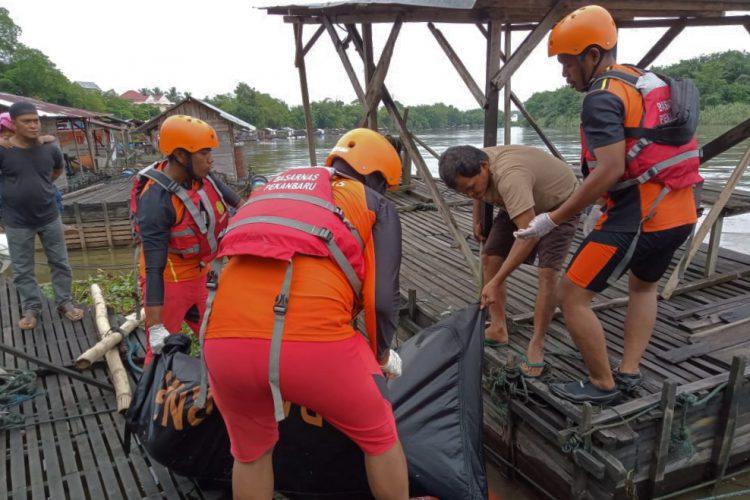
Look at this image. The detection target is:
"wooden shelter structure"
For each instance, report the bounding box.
[0,93,130,180]
[264,1,750,498]
[134,96,257,181]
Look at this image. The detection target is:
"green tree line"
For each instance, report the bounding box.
[522,50,750,129]
[0,8,159,121]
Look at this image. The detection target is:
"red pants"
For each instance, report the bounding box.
[205,335,399,462]
[142,274,208,363]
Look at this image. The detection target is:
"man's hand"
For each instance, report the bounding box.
[380,349,402,379]
[480,279,500,309]
[148,323,170,355]
[514,213,557,240]
[472,219,485,243]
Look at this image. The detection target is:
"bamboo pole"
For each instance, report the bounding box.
[75,310,143,370]
[90,284,132,412]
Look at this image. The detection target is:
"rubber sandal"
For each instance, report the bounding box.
[519,354,547,379]
[549,379,621,405]
[484,338,509,349]
[18,310,38,330]
[57,302,84,322]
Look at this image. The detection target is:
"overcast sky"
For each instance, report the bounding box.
[3,0,748,109]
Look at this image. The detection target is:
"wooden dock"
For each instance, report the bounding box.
[0,277,220,499]
[394,179,750,499]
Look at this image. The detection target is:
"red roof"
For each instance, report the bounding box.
[0,92,105,119]
[120,90,148,103]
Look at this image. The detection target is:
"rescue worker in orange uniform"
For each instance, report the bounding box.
[131,115,240,362]
[516,5,701,404]
[202,128,408,499]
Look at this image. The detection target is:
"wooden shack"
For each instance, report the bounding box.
[135,96,256,181]
[0,92,130,182]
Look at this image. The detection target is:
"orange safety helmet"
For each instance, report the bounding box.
[548,5,617,57]
[158,115,219,156]
[325,128,402,188]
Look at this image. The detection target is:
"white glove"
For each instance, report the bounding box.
[148,323,170,355]
[380,349,402,379]
[514,212,558,240]
[582,205,604,238]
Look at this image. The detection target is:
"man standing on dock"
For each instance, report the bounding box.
[0,101,84,330]
[516,5,702,404]
[439,144,579,377]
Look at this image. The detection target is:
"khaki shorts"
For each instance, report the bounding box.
[482,210,578,270]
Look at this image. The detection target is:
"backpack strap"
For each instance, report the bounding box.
[590,69,640,91]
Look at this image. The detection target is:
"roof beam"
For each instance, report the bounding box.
[302,24,325,58]
[510,14,750,30]
[359,18,402,127]
[428,22,487,109]
[637,20,686,68]
[490,1,567,91]
[323,17,366,103]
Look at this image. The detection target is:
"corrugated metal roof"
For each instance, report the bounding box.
[135,96,256,133]
[0,92,106,119]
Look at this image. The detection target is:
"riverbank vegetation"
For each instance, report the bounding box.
[522,51,750,129]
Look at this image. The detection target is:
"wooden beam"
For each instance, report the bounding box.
[362,23,378,130]
[572,403,593,498]
[359,18,402,127]
[481,21,502,261]
[83,120,98,172]
[302,24,325,57]
[657,322,750,363]
[476,22,488,39]
[648,380,677,497]
[710,356,747,494]
[73,202,86,251]
[705,216,723,277]
[700,117,750,164]
[101,201,113,249]
[294,23,317,166]
[503,25,512,145]
[509,15,750,31]
[637,21,686,68]
[347,24,481,284]
[491,1,567,91]
[662,142,750,299]
[427,22,487,109]
[324,17,366,103]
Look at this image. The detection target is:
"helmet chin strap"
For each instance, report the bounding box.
[580,47,605,91]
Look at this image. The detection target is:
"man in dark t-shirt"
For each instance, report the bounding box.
[0,102,83,330]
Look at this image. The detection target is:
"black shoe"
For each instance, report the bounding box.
[613,369,642,395]
[550,379,621,405]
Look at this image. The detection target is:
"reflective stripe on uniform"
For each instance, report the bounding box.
[610,149,700,191]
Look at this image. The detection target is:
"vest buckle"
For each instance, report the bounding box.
[273,294,289,315]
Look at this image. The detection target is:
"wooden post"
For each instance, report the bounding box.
[401,108,412,186]
[83,120,98,172]
[491,1,566,91]
[101,201,113,249]
[294,22,317,166]
[362,23,378,130]
[572,403,593,498]
[705,216,724,277]
[121,129,130,169]
[662,141,750,299]
[70,120,84,170]
[343,24,481,284]
[637,21,686,68]
[75,311,144,370]
[711,356,747,494]
[407,288,417,320]
[359,19,402,127]
[324,17,366,103]
[302,24,325,57]
[648,380,677,497]
[503,25,512,146]
[700,117,750,164]
[73,202,87,251]
[427,23,487,108]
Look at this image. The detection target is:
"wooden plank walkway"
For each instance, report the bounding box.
[0,277,215,500]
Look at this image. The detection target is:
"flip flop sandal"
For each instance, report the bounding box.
[18,310,38,330]
[57,302,84,322]
[519,354,547,379]
[549,379,621,405]
[484,338,509,349]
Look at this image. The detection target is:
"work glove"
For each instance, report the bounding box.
[582,204,604,238]
[148,323,170,355]
[380,349,402,379]
[514,212,557,240]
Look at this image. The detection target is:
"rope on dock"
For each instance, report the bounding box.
[0,368,44,430]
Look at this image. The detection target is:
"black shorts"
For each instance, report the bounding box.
[566,224,694,293]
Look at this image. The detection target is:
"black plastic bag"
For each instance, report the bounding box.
[274,304,487,499]
[125,334,233,482]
